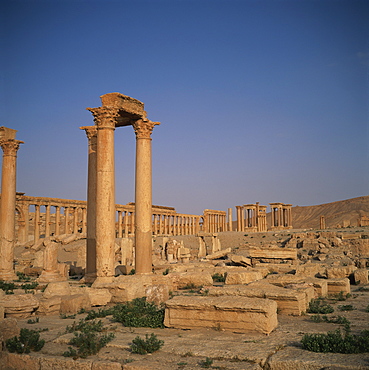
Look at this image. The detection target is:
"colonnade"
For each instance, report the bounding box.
[203,210,227,233]
[270,202,292,229]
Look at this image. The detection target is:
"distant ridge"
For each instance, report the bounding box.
[290,196,369,229]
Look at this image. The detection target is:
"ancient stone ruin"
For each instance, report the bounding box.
[0,93,368,369]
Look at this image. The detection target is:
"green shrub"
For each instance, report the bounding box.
[338,305,355,311]
[310,315,350,326]
[63,331,115,358]
[0,281,15,294]
[212,273,226,283]
[63,318,114,358]
[21,282,39,292]
[301,328,369,354]
[85,306,115,320]
[6,328,45,353]
[65,318,104,333]
[27,317,39,324]
[307,298,334,314]
[16,271,31,281]
[129,333,164,354]
[198,357,213,368]
[112,297,164,328]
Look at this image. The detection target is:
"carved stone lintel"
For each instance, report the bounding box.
[0,140,23,157]
[132,119,160,139]
[86,107,120,130]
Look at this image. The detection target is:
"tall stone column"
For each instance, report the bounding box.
[88,107,118,280]
[34,205,40,241]
[45,205,50,237]
[132,119,159,274]
[55,206,61,235]
[0,137,23,280]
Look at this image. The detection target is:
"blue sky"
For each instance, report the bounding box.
[1,0,368,216]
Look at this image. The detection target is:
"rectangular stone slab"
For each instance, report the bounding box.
[164,295,278,335]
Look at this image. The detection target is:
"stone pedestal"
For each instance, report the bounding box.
[0,128,23,281]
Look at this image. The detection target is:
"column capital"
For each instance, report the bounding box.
[132,119,160,139]
[80,126,98,139]
[0,139,23,157]
[86,107,120,130]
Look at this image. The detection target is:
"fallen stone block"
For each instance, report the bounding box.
[205,247,231,260]
[43,281,71,299]
[228,254,252,267]
[250,247,297,260]
[2,352,40,370]
[326,278,350,295]
[326,265,356,279]
[225,270,263,285]
[1,293,39,318]
[59,294,91,315]
[164,295,278,334]
[353,268,368,285]
[253,263,296,274]
[171,271,213,290]
[37,296,62,315]
[145,284,170,306]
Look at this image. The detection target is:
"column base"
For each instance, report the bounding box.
[0,270,17,281]
[37,270,66,283]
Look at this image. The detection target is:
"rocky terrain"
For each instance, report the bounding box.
[1,225,369,369]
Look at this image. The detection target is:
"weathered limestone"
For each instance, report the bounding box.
[80,126,98,283]
[1,293,39,318]
[353,268,369,284]
[37,239,66,283]
[88,106,118,280]
[326,278,351,295]
[249,246,297,260]
[60,294,91,315]
[170,271,214,290]
[205,282,310,316]
[0,127,23,280]
[164,295,278,334]
[224,270,263,285]
[133,119,159,274]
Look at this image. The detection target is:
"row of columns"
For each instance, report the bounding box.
[83,93,159,280]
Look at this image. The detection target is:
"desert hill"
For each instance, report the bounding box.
[289,195,369,229]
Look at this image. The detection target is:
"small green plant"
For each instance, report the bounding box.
[310,315,350,326]
[212,273,226,283]
[6,328,45,353]
[20,281,39,293]
[356,286,369,292]
[331,291,351,301]
[27,317,39,324]
[365,305,369,313]
[301,328,369,353]
[338,305,355,311]
[63,331,115,358]
[16,271,31,281]
[129,333,164,354]
[198,357,213,368]
[65,318,104,333]
[307,298,334,314]
[0,280,15,294]
[112,297,165,328]
[128,269,135,275]
[60,313,76,319]
[85,306,115,320]
[63,318,114,358]
[162,268,170,275]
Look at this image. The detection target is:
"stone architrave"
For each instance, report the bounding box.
[0,127,23,281]
[80,126,98,283]
[132,119,160,274]
[87,107,119,281]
